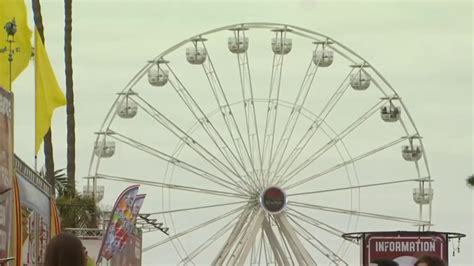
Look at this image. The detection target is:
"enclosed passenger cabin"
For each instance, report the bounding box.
[313,49,334,67]
[413,187,433,205]
[350,70,371,90]
[186,47,207,64]
[94,140,116,158]
[83,185,105,201]
[228,37,249,54]
[402,145,422,161]
[271,37,292,55]
[148,67,169,87]
[380,105,401,122]
[117,98,138,119]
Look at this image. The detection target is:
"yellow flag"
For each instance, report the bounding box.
[35,29,66,154]
[0,0,32,90]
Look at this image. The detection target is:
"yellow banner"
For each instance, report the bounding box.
[0,0,32,90]
[34,29,66,154]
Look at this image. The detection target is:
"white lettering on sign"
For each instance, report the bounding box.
[0,94,12,119]
[375,241,436,253]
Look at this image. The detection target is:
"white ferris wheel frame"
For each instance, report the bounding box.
[87,22,433,265]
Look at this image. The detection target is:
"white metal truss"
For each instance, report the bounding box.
[233,28,264,184]
[261,28,290,182]
[274,213,316,265]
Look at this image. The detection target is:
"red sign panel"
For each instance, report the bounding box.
[363,232,448,266]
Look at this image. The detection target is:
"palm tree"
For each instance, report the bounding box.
[467,175,474,188]
[40,167,98,228]
[32,0,56,195]
[39,167,69,196]
[56,194,97,228]
[64,0,76,195]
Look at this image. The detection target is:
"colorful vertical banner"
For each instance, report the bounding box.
[110,229,143,266]
[49,199,61,238]
[0,87,13,260]
[97,185,140,263]
[131,194,146,220]
[12,175,21,266]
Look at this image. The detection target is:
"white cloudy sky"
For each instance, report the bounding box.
[10,0,472,265]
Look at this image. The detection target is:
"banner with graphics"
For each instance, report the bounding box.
[15,156,52,265]
[110,228,142,266]
[0,87,13,260]
[97,185,140,263]
[364,232,448,266]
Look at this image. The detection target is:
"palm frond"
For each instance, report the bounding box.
[467,175,474,187]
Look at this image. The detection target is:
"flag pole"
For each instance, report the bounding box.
[34,27,38,171]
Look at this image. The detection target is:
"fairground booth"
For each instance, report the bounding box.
[1,87,61,266]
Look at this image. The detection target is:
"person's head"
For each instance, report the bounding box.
[415,255,446,266]
[44,233,86,266]
[371,258,399,266]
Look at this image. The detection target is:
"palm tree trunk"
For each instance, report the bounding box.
[64,0,76,195]
[32,0,55,196]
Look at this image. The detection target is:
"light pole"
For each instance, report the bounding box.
[3,18,17,91]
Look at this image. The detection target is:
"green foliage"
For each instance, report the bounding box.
[40,167,70,196]
[56,194,97,228]
[40,167,98,228]
[467,175,474,188]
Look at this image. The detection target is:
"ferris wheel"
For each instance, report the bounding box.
[89,23,433,265]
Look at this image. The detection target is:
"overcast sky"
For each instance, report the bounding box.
[10,0,472,265]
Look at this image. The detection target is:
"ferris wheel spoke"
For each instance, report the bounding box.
[144,201,248,216]
[217,209,265,265]
[286,208,348,241]
[130,95,251,191]
[262,232,273,264]
[283,136,411,189]
[179,219,237,264]
[268,56,321,185]
[200,42,260,188]
[233,30,264,181]
[275,99,387,185]
[287,215,348,265]
[255,228,264,265]
[107,129,248,193]
[261,29,290,183]
[94,173,248,199]
[261,53,284,182]
[275,69,354,182]
[289,177,429,196]
[164,64,259,191]
[289,201,429,224]
[143,204,247,253]
[213,207,254,264]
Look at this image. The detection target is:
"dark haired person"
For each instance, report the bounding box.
[44,233,86,266]
[415,255,446,266]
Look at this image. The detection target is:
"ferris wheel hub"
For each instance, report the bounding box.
[259,186,288,214]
